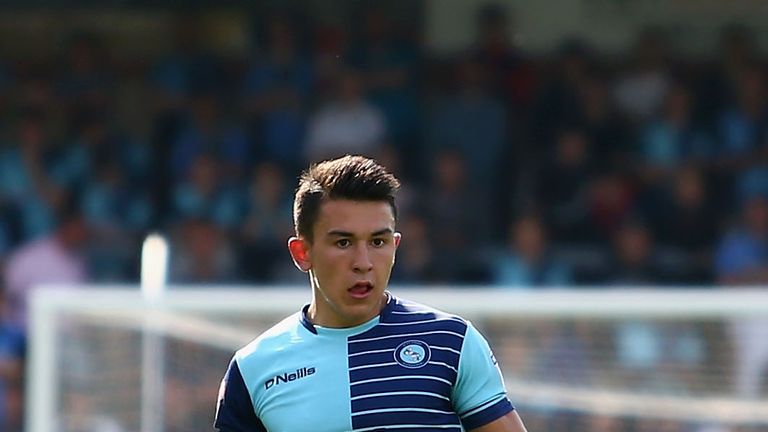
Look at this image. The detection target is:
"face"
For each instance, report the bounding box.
[289,199,401,328]
[513,218,545,262]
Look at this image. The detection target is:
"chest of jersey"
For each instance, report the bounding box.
[254,318,467,431]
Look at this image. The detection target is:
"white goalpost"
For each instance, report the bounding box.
[139,234,169,432]
[27,286,768,432]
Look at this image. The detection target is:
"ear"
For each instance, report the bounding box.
[393,232,402,248]
[288,236,312,272]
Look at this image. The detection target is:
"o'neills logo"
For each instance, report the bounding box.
[264,367,316,390]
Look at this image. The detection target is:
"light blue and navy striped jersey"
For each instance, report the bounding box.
[215,293,514,431]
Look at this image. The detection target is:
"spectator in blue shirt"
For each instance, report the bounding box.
[243,13,313,171]
[492,214,571,287]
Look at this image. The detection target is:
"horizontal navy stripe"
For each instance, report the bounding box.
[348,351,398,368]
[350,320,467,342]
[378,317,464,326]
[352,409,461,429]
[355,427,462,432]
[350,363,457,384]
[350,376,452,398]
[389,310,436,316]
[352,393,452,412]
[461,399,514,430]
[348,345,460,368]
[348,332,464,355]
[350,329,465,344]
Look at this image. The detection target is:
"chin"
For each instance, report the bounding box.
[342,296,383,320]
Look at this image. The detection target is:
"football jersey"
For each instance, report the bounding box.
[215,293,514,431]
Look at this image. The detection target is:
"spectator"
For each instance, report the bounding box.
[244,12,313,171]
[424,150,489,282]
[427,57,507,187]
[614,27,671,123]
[577,73,631,170]
[389,213,436,283]
[56,32,114,119]
[238,162,293,282]
[168,218,237,284]
[536,128,599,244]
[637,83,713,183]
[170,154,243,230]
[304,67,386,161]
[649,167,719,284]
[491,214,572,287]
[606,219,668,285]
[170,92,250,183]
[149,14,223,104]
[0,110,61,240]
[3,197,89,329]
[587,171,635,244]
[714,64,767,172]
[81,157,151,281]
[472,3,536,111]
[716,193,768,285]
[349,5,421,149]
[697,24,758,124]
[147,14,224,225]
[531,38,593,150]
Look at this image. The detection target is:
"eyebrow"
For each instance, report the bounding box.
[327,228,394,238]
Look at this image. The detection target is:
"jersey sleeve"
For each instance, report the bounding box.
[214,358,267,432]
[452,321,514,430]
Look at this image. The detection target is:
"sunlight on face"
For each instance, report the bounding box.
[307,200,400,328]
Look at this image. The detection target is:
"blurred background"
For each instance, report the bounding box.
[1,0,768,431]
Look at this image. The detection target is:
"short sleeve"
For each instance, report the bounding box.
[452,321,514,430]
[214,358,267,432]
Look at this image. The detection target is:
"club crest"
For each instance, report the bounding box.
[394,340,431,369]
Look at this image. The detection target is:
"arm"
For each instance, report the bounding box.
[214,359,267,432]
[452,321,527,430]
[470,411,528,432]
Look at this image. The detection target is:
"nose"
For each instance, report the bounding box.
[352,243,373,273]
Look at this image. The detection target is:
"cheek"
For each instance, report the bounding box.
[374,248,397,270]
[312,250,348,278]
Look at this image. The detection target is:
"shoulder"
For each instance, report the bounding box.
[384,294,469,335]
[234,312,304,365]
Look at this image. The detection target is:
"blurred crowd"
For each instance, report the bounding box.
[1,3,768,431]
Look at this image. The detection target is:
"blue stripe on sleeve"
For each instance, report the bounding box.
[460,398,514,430]
[214,359,267,432]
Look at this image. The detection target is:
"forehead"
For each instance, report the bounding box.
[314,199,395,236]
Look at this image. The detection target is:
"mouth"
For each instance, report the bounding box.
[348,281,374,299]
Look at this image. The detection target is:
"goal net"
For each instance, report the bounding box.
[28,286,768,432]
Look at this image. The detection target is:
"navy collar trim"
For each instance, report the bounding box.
[300,292,395,335]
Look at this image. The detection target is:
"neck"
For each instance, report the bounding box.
[307,288,388,328]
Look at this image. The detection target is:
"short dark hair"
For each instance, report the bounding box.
[293,155,400,242]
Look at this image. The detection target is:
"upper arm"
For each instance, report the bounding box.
[452,321,515,430]
[214,358,267,432]
[469,410,528,432]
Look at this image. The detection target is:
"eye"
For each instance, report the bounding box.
[336,239,351,248]
[371,238,386,247]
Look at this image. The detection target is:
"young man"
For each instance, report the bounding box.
[215,156,527,431]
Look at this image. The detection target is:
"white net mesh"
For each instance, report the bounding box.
[29,287,768,432]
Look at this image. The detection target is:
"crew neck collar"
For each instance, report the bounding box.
[300,292,395,335]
